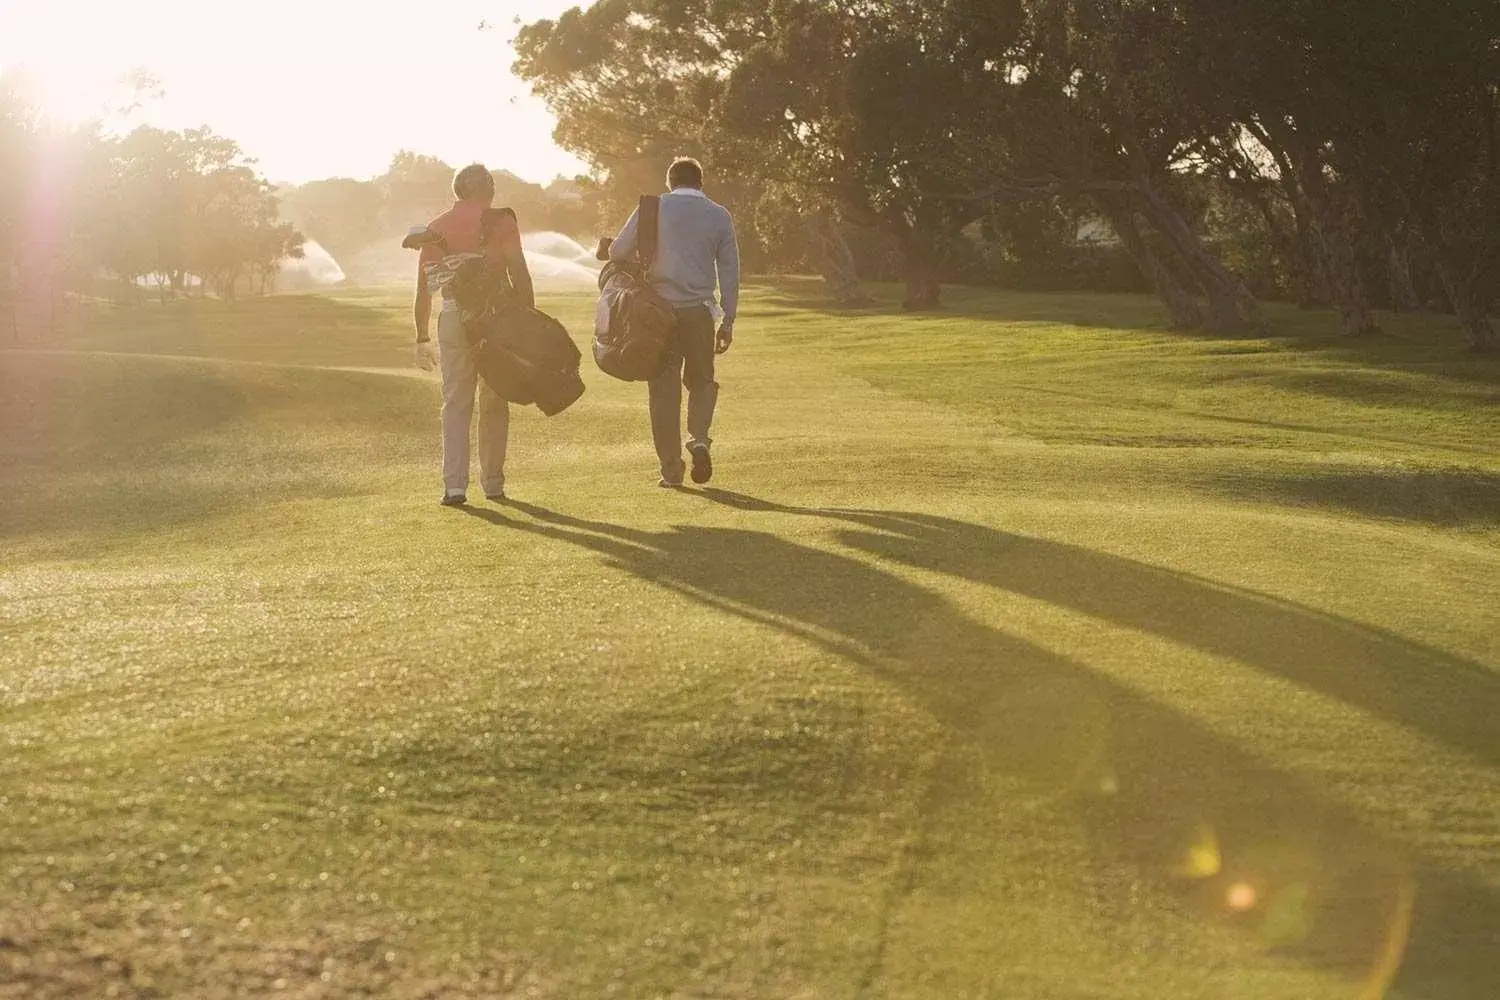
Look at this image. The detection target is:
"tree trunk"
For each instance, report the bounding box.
[1305,199,1378,336]
[896,234,942,311]
[1432,257,1497,351]
[1277,171,1329,310]
[1094,195,1202,329]
[882,208,944,311]
[901,255,942,311]
[1252,191,1322,309]
[1321,231,1378,336]
[1387,239,1422,312]
[1277,129,1376,336]
[807,215,873,307]
[1138,186,1262,333]
[1283,210,1328,309]
[1255,117,1374,328]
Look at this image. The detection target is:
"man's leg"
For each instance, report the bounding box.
[437,309,478,498]
[477,382,510,499]
[648,354,687,485]
[680,306,719,482]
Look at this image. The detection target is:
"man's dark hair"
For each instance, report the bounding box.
[666,157,704,190]
[453,163,495,200]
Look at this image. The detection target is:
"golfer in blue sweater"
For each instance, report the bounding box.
[608,158,740,486]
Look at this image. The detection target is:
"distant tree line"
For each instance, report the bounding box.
[1,77,302,336]
[1,70,605,335]
[512,0,1500,348]
[276,153,603,284]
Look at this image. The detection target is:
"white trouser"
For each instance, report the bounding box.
[437,307,509,495]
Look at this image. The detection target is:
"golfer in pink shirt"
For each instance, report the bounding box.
[413,163,533,506]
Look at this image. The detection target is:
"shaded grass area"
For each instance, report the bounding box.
[0,353,433,555]
[761,279,1500,457]
[1217,465,1500,527]
[1,284,1497,998]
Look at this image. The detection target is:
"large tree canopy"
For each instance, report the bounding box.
[514,0,1498,343]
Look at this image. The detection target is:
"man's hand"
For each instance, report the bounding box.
[414,339,438,372]
[715,320,734,355]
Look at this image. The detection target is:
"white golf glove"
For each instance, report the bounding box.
[414,339,438,372]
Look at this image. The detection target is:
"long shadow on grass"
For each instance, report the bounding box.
[693,491,1500,769]
[1213,466,1500,527]
[461,499,1499,997]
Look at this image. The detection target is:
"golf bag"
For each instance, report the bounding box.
[593,195,677,382]
[409,214,585,417]
[444,254,584,416]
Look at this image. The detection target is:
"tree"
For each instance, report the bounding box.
[1168,0,1499,345]
[85,126,303,302]
[514,1,1270,320]
[1343,2,1500,349]
[719,4,998,309]
[515,0,894,306]
[1,86,304,315]
[932,0,1266,330]
[380,151,456,231]
[108,127,247,294]
[517,0,1495,337]
[278,177,385,267]
[190,166,303,301]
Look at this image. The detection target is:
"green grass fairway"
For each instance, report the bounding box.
[2,281,1497,999]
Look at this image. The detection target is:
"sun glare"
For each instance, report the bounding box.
[0,1,591,183]
[6,63,124,125]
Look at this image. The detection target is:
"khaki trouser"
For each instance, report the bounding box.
[437,307,509,495]
[649,304,718,482]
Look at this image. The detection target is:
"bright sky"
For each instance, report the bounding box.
[0,1,592,185]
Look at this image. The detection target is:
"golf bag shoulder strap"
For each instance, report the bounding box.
[639,195,660,266]
[479,206,518,246]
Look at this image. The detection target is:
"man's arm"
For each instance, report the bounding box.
[411,254,440,370]
[714,214,741,354]
[607,208,641,261]
[717,213,741,323]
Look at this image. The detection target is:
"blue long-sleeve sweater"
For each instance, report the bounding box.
[608,186,740,320]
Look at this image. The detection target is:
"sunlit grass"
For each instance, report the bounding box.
[1,282,1496,998]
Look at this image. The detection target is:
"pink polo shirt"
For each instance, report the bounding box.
[417,200,523,274]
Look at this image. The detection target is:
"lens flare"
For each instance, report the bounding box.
[1174,823,1222,879]
[1357,877,1416,1000]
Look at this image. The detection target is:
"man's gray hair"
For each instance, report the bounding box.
[453,163,494,200]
